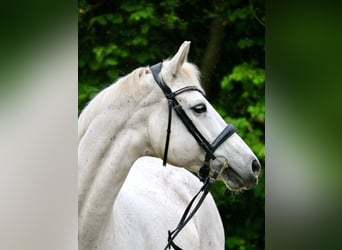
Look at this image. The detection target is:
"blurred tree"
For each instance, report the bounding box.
[79,0,264,249]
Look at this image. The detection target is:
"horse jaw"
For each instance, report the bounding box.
[215,133,260,191]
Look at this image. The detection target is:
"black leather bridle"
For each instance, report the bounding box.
[151,62,235,181]
[151,62,236,250]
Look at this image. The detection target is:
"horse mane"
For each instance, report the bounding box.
[79,61,202,141]
[181,62,201,81]
[85,61,201,111]
[180,62,202,87]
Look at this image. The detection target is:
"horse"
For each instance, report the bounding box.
[78,41,261,250]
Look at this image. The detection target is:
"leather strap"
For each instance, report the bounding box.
[164,171,218,250]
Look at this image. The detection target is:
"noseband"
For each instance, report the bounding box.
[151,62,235,181]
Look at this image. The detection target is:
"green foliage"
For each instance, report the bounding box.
[79,0,264,249]
[227,7,250,23]
[220,62,265,160]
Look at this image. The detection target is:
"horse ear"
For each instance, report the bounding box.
[168,41,191,76]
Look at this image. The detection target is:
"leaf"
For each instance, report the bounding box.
[227,7,250,23]
[221,75,233,91]
[104,58,118,66]
[129,6,154,22]
[247,102,265,121]
[107,13,123,24]
[89,15,107,26]
[237,38,254,49]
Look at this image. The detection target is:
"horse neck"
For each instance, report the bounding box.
[78,74,155,249]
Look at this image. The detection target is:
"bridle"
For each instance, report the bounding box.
[150,62,236,249]
[151,62,235,181]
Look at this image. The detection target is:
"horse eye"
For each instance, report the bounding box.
[192,104,207,114]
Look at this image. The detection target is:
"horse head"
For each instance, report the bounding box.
[146,41,261,191]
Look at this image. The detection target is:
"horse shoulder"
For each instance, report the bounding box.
[99,157,224,250]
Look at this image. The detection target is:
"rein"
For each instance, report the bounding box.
[165,170,219,250]
[150,62,235,249]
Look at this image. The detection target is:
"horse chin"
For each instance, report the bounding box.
[220,168,255,192]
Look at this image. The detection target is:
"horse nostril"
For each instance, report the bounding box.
[252,159,261,176]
